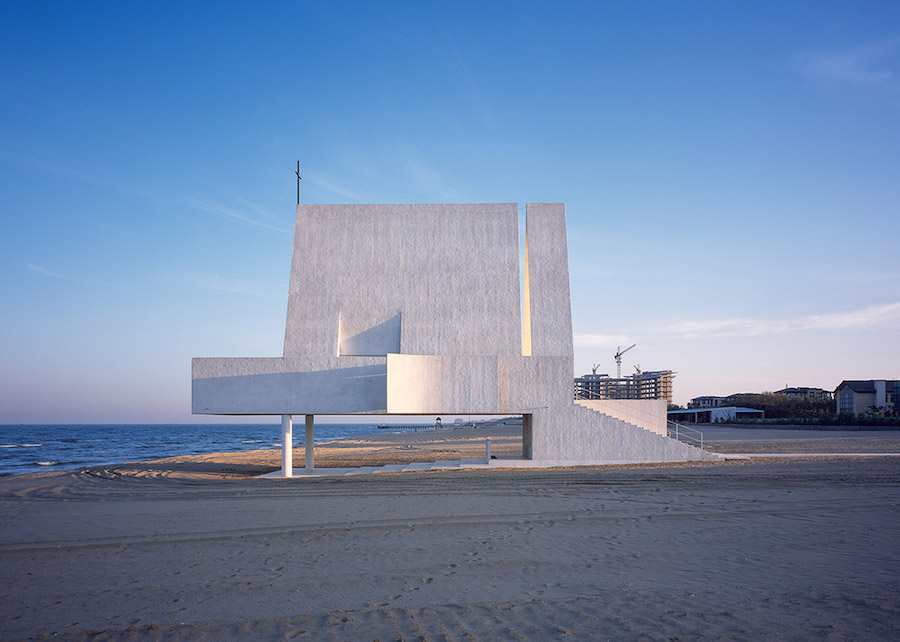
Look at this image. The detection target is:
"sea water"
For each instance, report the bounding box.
[0,423,393,476]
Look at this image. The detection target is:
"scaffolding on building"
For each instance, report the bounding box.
[574,370,675,402]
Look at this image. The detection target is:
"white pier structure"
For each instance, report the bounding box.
[193,203,715,476]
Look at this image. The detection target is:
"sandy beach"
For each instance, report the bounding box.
[2,428,899,640]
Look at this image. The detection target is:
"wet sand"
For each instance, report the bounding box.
[1,428,899,640]
[81,426,527,481]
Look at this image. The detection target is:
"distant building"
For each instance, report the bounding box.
[688,394,749,408]
[690,388,832,409]
[834,380,898,416]
[575,370,674,402]
[688,395,726,409]
[668,406,765,424]
[775,387,833,400]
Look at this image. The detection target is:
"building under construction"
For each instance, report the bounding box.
[575,370,675,402]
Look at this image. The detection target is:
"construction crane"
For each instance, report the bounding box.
[614,344,636,379]
[591,363,602,375]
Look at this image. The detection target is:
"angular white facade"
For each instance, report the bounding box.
[193,203,714,467]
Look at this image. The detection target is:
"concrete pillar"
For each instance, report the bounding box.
[281,414,293,478]
[522,414,533,459]
[305,414,315,470]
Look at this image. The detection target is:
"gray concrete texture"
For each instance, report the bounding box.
[192,202,712,463]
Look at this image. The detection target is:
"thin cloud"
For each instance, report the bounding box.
[573,333,634,348]
[175,271,283,298]
[400,153,459,202]
[89,218,141,239]
[306,174,368,203]
[309,151,459,204]
[25,263,65,279]
[26,263,118,289]
[1,141,289,237]
[179,197,292,234]
[0,141,136,192]
[829,268,900,283]
[653,302,900,339]
[795,38,899,86]
[802,302,900,330]
[653,318,757,339]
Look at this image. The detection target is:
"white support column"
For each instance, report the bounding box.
[281,414,293,478]
[305,414,315,470]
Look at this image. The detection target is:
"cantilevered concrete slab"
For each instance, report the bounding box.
[193,202,715,476]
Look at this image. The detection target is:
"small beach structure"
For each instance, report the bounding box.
[192,203,715,475]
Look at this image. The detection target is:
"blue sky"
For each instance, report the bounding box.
[1,1,898,423]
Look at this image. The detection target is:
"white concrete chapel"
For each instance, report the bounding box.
[192,203,714,476]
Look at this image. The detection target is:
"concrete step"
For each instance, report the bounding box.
[372,464,407,474]
[430,460,465,469]
[343,466,379,476]
[401,462,440,471]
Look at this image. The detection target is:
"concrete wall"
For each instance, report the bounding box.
[386,354,499,413]
[196,203,526,416]
[192,356,388,415]
[523,203,573,360]
[283,204,522,360]
[194,203,569,418]
[575,399,667,436]
[853,391,876,415]
[531,404,716,462]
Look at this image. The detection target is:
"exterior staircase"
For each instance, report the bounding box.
[569,401,717,462]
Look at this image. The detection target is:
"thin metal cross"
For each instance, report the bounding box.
[295,161,301,204]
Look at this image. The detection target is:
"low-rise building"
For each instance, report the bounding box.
[668,406,765,424]
[775,387,833,400]
[690,388,832,409]
[688,395,726,409]
[834,380,898,416]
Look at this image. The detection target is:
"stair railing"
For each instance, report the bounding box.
[667,420,704,449]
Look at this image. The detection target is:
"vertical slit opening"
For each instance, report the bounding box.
[521,205,532,356]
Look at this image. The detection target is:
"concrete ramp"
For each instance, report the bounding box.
[573,403,717,461]
[532,402,718,463]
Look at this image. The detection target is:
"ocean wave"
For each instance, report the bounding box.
[0,422,382,476]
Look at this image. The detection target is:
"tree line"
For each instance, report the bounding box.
[675,392,900,426]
